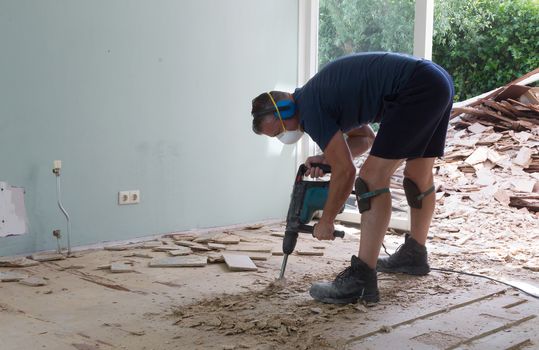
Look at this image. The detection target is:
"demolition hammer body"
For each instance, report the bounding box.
[279,163,345,279]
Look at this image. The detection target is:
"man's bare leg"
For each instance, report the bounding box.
[375,157,436,275]
[357,155,403,268]
[404,157,436,245]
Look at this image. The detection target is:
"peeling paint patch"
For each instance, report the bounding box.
[0,182,28,237]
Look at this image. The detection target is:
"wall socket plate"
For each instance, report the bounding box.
[118,190,140,205]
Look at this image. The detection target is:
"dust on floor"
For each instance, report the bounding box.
[1,222,538,350]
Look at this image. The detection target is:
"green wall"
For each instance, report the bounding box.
[0,0,299,255]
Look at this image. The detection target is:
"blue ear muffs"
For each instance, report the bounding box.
[252,97,296,119]
[275,100,296,119]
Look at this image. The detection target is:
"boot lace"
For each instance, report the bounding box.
[335,266,355,282]
[382,242,403,257]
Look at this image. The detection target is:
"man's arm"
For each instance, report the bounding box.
[305,124,374,178]
[314,130,356,240]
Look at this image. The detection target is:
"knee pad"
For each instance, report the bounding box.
[403,178,435,209]
[355,177,390,213]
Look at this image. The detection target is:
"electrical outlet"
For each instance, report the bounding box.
[118,190,140,205]
[118,191,130,205]
[130,190,140,204]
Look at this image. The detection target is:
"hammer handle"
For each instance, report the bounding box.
[299,224,345,238]
[299,163,332,176]
[309,163,332,174]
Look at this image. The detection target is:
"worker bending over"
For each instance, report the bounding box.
[250,52,454,304]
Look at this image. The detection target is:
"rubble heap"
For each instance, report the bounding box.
[443,71,539,213]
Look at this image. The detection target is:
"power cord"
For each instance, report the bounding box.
[381,243,539,299]
[430,267,539,299]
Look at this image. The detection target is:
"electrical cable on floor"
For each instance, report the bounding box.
[381,243,539,300]
[430,267,539,300]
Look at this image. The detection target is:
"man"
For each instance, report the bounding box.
[251,52,454,304]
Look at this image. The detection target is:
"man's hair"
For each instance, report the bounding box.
[251,91,289,134]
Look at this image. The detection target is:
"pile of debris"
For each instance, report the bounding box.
[428,69,539,275]
[443,69,539,213]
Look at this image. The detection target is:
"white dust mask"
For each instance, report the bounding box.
[277,129,304,144]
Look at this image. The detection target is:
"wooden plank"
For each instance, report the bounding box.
[493,84,530,102]
[509,196,539,212]
[483,100,518,119]
[222,254,258,271]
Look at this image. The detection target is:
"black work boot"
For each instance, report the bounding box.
[377,234,430,275]
[309,255,379,304]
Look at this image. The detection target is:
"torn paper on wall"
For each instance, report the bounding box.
[0,182,28,237]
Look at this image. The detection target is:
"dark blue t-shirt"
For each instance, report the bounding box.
[293,52,422,150]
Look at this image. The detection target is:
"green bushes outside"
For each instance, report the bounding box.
[319,0,539,101]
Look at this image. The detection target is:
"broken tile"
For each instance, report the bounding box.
[0,257,39,267]
[123,253,153,259]
[174,241,210,251]
[140,241,161,249]
[222,254,258,271]
[110,263,135,273]
[468,122,490,134]
[465,146,489,165]
[296,249,324,256]
[513,147,533,168]
[149,256,207,268]
[0,271,28,282]
[243,223,265,230]
[169,233,197,241]
[494,189,511,205]
[207,253,225,263]
[224,251,270,261]
[212,234,241,245]
[475,168,496,186]
[30,253,65,262]
[19,276,48,287]
[167,247,192,256]
[193,232,218,243]
[104,245,137,251]
[207,243,227,250]
[152,246,182,252]
[237,235,260,243]
[511,179,535,193]
[225,244,272,253]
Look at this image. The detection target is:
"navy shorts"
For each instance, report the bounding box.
[370,61,455,159]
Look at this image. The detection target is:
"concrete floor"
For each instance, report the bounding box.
[1,224,538,350]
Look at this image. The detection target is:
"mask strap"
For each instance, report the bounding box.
[266,92,286,132]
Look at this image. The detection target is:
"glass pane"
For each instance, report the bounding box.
[319,0,416,67]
